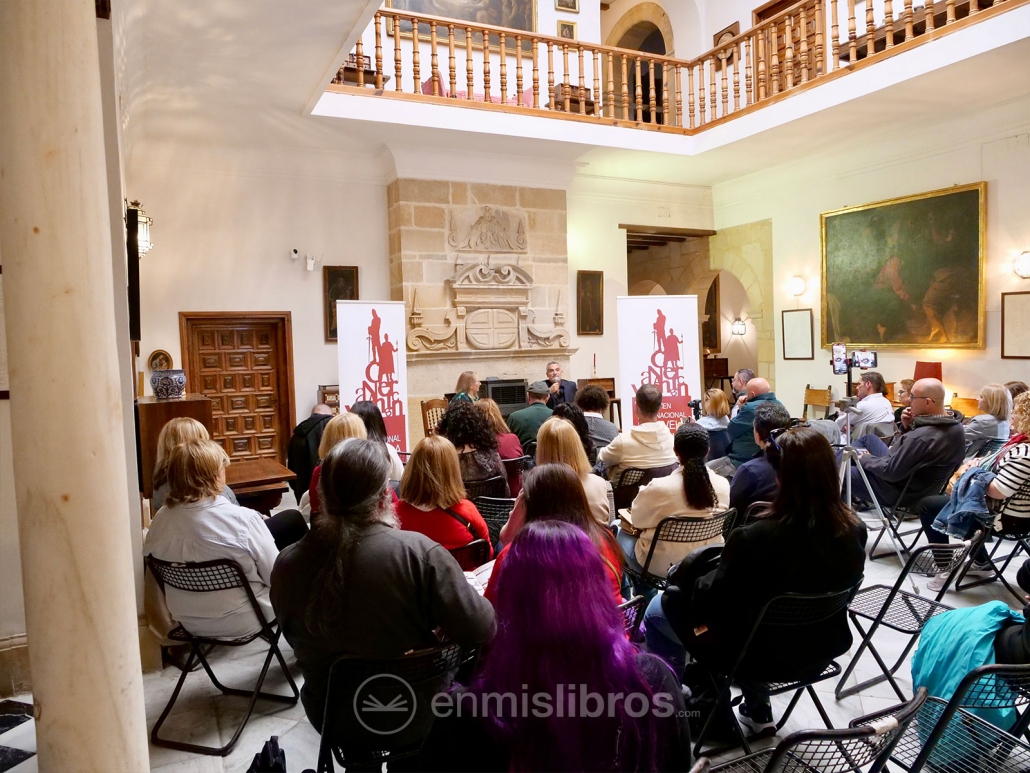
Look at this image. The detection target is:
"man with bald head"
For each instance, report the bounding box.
[848,378,965,506]
[708,376,785,477]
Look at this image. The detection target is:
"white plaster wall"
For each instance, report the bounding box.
[718,269,759,379]
[713,97,1030,417]
[128,141,390,420]
[600,0,703,57]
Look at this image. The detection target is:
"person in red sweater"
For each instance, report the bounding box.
[475,398,525,495]
[397,435,493,557]
[485,463,622,603]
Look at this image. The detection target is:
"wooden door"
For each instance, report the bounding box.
[179,312,295,464]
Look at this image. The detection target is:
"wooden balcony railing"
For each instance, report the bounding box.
[327,0,1025,135]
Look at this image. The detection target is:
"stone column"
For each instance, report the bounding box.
[0,2,150,770]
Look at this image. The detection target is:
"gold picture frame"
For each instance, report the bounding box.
[384,0,537,54]
[555,0,580,12]
[557,20,578,40]
[820,182,986,350]
[147,349,173,371]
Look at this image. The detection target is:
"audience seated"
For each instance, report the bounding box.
[426,520,690,772]
[837,371,895,441]
[708,377,783,476]
[645,426,867,731]
[617,422,730,579]
[964,382,1011,457]
[488,464,622,603]
[348,400,405,480]
[1008,381,1029,404]
[144,439,281,639]
[286,404,333,500]
[307,412,367,516]
[451,370,480,404]
[270,438,495,730]
[151,418,239,513]
[438,400,510,496]
[598,384,677,482]
[396,435,493,556]
[575,384,620,451]
[551,402,598,464]
[505,380,553,450]
[501,419,611,537]
[697,389,731,431]
[475,398,525,494]
[729,368,755,418]
[729,402,791,519]
[894,379,914,425]
[918,391,1030,590]
[846,377,965,508]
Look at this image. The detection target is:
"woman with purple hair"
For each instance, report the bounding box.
[425,520,692,772]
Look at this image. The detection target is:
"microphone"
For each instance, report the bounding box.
[552,376,560,385]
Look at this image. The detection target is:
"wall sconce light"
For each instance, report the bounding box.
[788,275,807,296]
[127,200,153,256]
[1014,251,1030,279]
[731,318,747,336]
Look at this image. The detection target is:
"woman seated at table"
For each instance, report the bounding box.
[151,417,238,513]
[307,412,367,515]
[475,398,524,495]
[697,389,731,431]
[144,438,280,639]
[396,435,493,556]
[617,422,730,580]
[425,520,691,772]
[486,463,622,603]
[437,400,509,495]
[271,438,495,730]
[347,400,405,480]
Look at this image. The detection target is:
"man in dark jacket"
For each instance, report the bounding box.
[849,378,965,506]
[286,404,333,498]
[730,401,791,517]
[708,378,785,476]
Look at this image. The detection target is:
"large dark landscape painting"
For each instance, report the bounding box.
[821,182,985,349]
[388,0,535,32]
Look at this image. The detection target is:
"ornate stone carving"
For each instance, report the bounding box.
[448,206,527,253]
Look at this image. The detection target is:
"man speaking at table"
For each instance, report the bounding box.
[545,360,577,409]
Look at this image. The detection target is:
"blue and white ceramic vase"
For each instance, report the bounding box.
[150,369,187,400]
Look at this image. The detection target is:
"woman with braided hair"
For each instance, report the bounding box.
[617,421,730,580]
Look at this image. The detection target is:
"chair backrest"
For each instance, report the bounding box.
[523,440,537,460]
[501,455,530,478]
[618,595,646,642]
[319,644,468,770]
[464,475,508,500]
[856,421,896,441]
[706,428,731,462]
[802,384,833,420]
[474,497,517,545]
[902,540,975,601]
[613,462,679,511]
[606,481,615,519]
[977,438,1007,459]
[448,539,491,571]
[948,396,984,419]
[766,687,927,773]
[998,476,1030,522]
[641,510,737,575]
[420,399,449,437]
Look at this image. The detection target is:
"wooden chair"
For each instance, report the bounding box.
[948,396,983,419]
[420,398,448,437]
[801,384,833,420]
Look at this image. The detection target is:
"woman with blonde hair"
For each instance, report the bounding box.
[144,438,280,638]
[451,371,480,404]
[476,398,524,494]
[964,382,1012,456]
[396,435,492,555]
[698,389,731,431]
[151,417,237,512]
[308,412,367,515]
[499,418,611,543]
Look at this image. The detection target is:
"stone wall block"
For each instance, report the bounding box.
[399,227,446,253]
[519,187,566,210]
[413,205,446,229]
[397,179,450,204]
[468,183,518,207]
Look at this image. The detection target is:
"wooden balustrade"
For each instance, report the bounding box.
[329,2,1026,134]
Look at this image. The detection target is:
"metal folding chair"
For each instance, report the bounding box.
[713,688,926,773]
[953,477,1030,603]
[613,463,679,511]
[473,496,517,547]
[464,475,508,500]
[835,541,972,702]
[448,538,491,571]
[146,557,299,757]
[501,454,530,479]
[867,463,957,561]
[693,584,861,759]
[618,594,647,643]
[854,664,1030,772]
[623,509,737,592]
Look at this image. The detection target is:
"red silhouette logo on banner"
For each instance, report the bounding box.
[631,309,692,429]
[352,309,407,450]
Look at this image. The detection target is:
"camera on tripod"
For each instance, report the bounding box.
[687,398,702,420]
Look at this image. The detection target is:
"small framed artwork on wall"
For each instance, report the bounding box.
[782,308,815,360]
[555,0,580,12]
[557,20,577,39]
[577,270,603,335]
[324,266,359,342]
[1002,292,1030,358]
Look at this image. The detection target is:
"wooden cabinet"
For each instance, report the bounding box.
[136,394,214,498]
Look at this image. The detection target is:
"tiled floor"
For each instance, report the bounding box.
[0,700,36,773]
[6,523,1026,772]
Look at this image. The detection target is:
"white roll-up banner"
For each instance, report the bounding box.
[336,300,409,452]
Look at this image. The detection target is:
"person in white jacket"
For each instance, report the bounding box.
[837,371,895,442]
[598,384,677,483]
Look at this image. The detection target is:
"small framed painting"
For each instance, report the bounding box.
[555,0,580,11]
[324,266,359,342]
[782,308,815,360]
[577,270,603,336]
[1002,292,1030,358]
[147,349,173,371]
[557,20,577,40]
[713,22,740,70]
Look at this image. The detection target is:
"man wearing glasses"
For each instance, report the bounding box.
[846,378,965,507]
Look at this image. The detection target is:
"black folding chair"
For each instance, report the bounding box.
[623,509,737,592]
[867,463,957,561]
[977,438,1007,458]
[713,688,926,773]
[473,496,517,548]
[835,541,973,702]
[954,477,1030,603]
[618,594,647,643]
[146,557,299,757]
[693,584,861,759]
[315,644,474,772]
[501,455,531,479]
[613,463,679,511]
[448,538,491,571]
[854,664,1030,772]
[464,475,508,500]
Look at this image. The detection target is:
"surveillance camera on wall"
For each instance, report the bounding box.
[290,248,300,260]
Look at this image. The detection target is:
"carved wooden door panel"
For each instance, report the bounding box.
[180,313,295,464]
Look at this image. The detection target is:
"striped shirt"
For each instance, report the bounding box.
[991,443,1030,516]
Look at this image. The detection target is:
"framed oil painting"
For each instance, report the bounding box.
[577,270,603,335]
[556,0,580,11]
[821,182,985,349]
[386,0,536,50]
[701,275,721,353]
[713,22,740,70]
[324,266,359,343]
[558,20,578,40]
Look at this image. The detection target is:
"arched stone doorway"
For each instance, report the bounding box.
[606,2,674,124]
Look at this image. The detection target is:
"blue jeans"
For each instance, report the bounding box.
[644,592,687,680]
